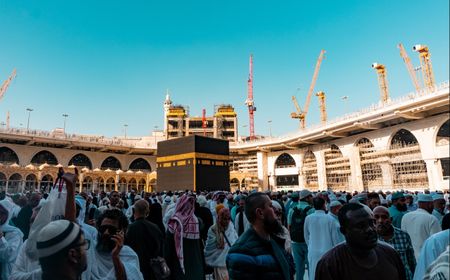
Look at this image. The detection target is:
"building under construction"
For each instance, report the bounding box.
[163,94,238,142]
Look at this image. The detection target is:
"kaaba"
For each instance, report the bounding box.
[156,135,230,192]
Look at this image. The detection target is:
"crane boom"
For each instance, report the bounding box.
[413,44,435,91]
[398,43,421,92]
[0,69,17,101]
[303,50,326,115]
[372,63,390,104]
[245,54,256,139]
[316,91,327,123]
[292,96,302,113]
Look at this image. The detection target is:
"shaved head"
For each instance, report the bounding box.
[373,206,389,216]
[134,200,149,217]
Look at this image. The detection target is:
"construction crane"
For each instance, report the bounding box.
[398,43,421,92]
[245,54,256,139]
[413,44,435,91]
[316,91,327,123]
[0,69,17,101]
[371,63,390,104]
[291,50,326,129]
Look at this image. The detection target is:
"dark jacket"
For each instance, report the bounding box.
[125,218,163,280]
[226,228,290,280]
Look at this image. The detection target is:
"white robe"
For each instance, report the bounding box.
[234,212,251,235]
[88,245,143,280]
[413,229,450,280]
[401,208,441,259]
[304,210,343,280]
[204,222,238,267]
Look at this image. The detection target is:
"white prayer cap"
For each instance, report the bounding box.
[417,194,433,202]
[37,220,81,258]
[329,200,342,208]
[134,195,142,201]
[271,200,282,210]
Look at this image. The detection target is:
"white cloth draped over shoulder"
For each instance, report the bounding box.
[413,229,449,280]
[88,244,143,280]
[204,221,238,267]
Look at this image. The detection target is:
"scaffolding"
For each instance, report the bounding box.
[325,145,351,191]
[357,138,384,191]
[389,142,428,189]
[302,151,319,190]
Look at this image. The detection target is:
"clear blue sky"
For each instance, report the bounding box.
[0,0,448,138]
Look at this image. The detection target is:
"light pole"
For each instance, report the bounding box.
[341,96,349,114]
[268,120,272,138]
[62,114,69,133]
[124,124,128,139]
[26,108,33,131]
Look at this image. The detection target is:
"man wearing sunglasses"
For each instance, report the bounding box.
[90,209,143,280]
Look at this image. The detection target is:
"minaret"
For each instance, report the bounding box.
[163,89,172,136]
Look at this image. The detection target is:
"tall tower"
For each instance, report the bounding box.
[163,89,172,136]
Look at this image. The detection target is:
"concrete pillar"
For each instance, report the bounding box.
[348,146,364,192]
[425,159,440,191]
[315,150,327,191]
[257,151,268,191]
[115,174,119,191]
[78,173,84,193]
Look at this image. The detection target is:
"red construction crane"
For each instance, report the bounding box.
[245,54,256,139]
[202,109,207,136]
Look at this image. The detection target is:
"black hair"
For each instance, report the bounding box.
[367,192,379,200]
[96,209,129,231]
[442,213,450,231]
[338,203,364,229]
[313,197,326,210]
[244,192,269,223]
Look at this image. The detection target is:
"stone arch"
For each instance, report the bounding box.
[106,177,115,192]
[119,177,127,192]
[149,178,156,191]
[436,119,450,146]
[241,178,247,190]
[101,156,122,170]
[138,179,146,191]
[25,174,38,191]
[0,147,19,164]
[82,176,93,193]
[31,150,58,165]
[230,178,240,190]
[356,138,383,191]
[98,178,105,192]
[389,129,428,189]
[128,178,137,191]
[302,151,318,190]
[8,173,22,193]
[129,158,151,171]
[274,153,296,168]
[40,174,54,191]
[69,154,93,169]
[325,144,351,191]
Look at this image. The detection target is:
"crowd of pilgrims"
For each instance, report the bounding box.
[0,172,449,280]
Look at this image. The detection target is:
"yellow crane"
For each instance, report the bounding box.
[413,44,435,91]
[371,63,389,104]
[0,69,17,101]
[398,43,421,92]
[316,91,327,123]
[291,50,326,129]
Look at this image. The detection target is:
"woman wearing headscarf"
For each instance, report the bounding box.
[164,194,204,280]
[204,207,238,280]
